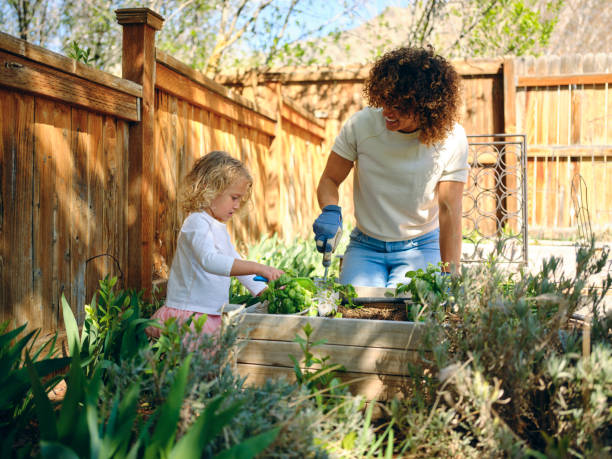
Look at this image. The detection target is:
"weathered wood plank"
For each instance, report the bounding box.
[156,64,276,137]
[34,98,71,332]
[237,338,421,375]
[117,121,129,285]
[517,73,612,87]
[0,31,142,97]
[86,112,105,306]
[237,363,407,401]
[70,108,89,321]
[0,89,34,327]
[238,314,425,350]
[101,116,122,283]
[0,50,140,122]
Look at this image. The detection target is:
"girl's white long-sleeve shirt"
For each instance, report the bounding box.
[165,210,266,314]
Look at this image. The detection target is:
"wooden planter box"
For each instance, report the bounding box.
[236,289,426,400]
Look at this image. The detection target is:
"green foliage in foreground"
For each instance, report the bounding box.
[0,323,70,457]
[4,273,375,458]
[3,236,611,458]
[389,240,612,457]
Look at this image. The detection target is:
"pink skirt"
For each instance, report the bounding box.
[146,306,222,341]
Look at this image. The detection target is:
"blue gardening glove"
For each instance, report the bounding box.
[313,205,342,253]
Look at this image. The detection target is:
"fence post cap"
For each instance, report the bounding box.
[115,8,164,30]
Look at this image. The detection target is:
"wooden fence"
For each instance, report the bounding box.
[221,55,612,235]
[0,31,137,331]
[0,8,327,333]
[515,55,612,235]
[1,7,611,334]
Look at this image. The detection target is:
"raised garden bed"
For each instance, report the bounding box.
[235,287,426,400]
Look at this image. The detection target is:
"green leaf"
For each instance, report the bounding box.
[169,395,244,458]
[144,354,192,458]
[25,352,58,441]
[61,294,80,356]
[101,383,140,458]
[56,348,85,440]
[40,442,81,459]
[213,427,279,459]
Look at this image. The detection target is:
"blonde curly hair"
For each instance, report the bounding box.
[363,46,461,146]
[181,151,252,215]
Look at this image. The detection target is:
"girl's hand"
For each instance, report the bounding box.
[259,265,284,282]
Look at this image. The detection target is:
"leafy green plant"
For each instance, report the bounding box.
[27,334,278,459]
[62,276,154,375]
[0,322,70,457]
[384,239,611,457]
[67,40,95,64]
[289,323,348,409]
[261,274,316,314]
[395,263,451,320]
[230,230,352,302]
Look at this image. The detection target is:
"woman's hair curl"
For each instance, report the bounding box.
[364,46,461,145]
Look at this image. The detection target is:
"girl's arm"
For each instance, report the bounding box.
[230,259,284,281]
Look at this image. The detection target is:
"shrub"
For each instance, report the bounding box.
[387,240,611,456]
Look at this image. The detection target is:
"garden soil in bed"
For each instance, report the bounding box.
[338,303,408,321]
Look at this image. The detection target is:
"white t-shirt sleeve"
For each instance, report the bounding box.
[439,125,470,183]
[183,226,235,276]
[331,113,359,161]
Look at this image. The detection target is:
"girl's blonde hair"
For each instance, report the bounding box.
[181,151,252,215]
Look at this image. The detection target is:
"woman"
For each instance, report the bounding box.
[313,46,469,287]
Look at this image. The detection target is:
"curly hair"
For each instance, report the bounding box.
[363,46,461,146]
[181,150,252,215]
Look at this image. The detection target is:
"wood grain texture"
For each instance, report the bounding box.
[155,63,276,136]
[237,363,408,401]
[121,21,157,296]
[237,339,420,375]
[0,89,34,327]
[0,31,142,97]
[238,314,425,350]
[0,50,140,121]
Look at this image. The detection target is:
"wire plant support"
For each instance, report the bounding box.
[462,134,528,266]
[570,173,594,247]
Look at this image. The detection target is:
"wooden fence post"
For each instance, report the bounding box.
[503,57,520,234]
[116,8,164,296]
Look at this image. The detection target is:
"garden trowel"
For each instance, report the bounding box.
[318,226,343,282]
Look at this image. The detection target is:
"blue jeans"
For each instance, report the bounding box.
[339,228,441,288]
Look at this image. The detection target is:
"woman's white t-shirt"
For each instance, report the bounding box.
[165,210,265,314]
[332,107,470,242]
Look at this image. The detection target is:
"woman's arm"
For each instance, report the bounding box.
[438,180,465,274]
[317,152,354,209]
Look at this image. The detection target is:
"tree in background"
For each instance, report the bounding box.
[287,0,565,66]
[0,0,62,44]
[0,0,565,76]
[446,0,564,57]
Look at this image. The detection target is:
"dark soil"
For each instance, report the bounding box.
[338,303,408,321]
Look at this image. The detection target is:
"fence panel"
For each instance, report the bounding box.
[0,32,135,331]
[516,54,612,233]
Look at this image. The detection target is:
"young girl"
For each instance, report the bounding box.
[148,150,283,339]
